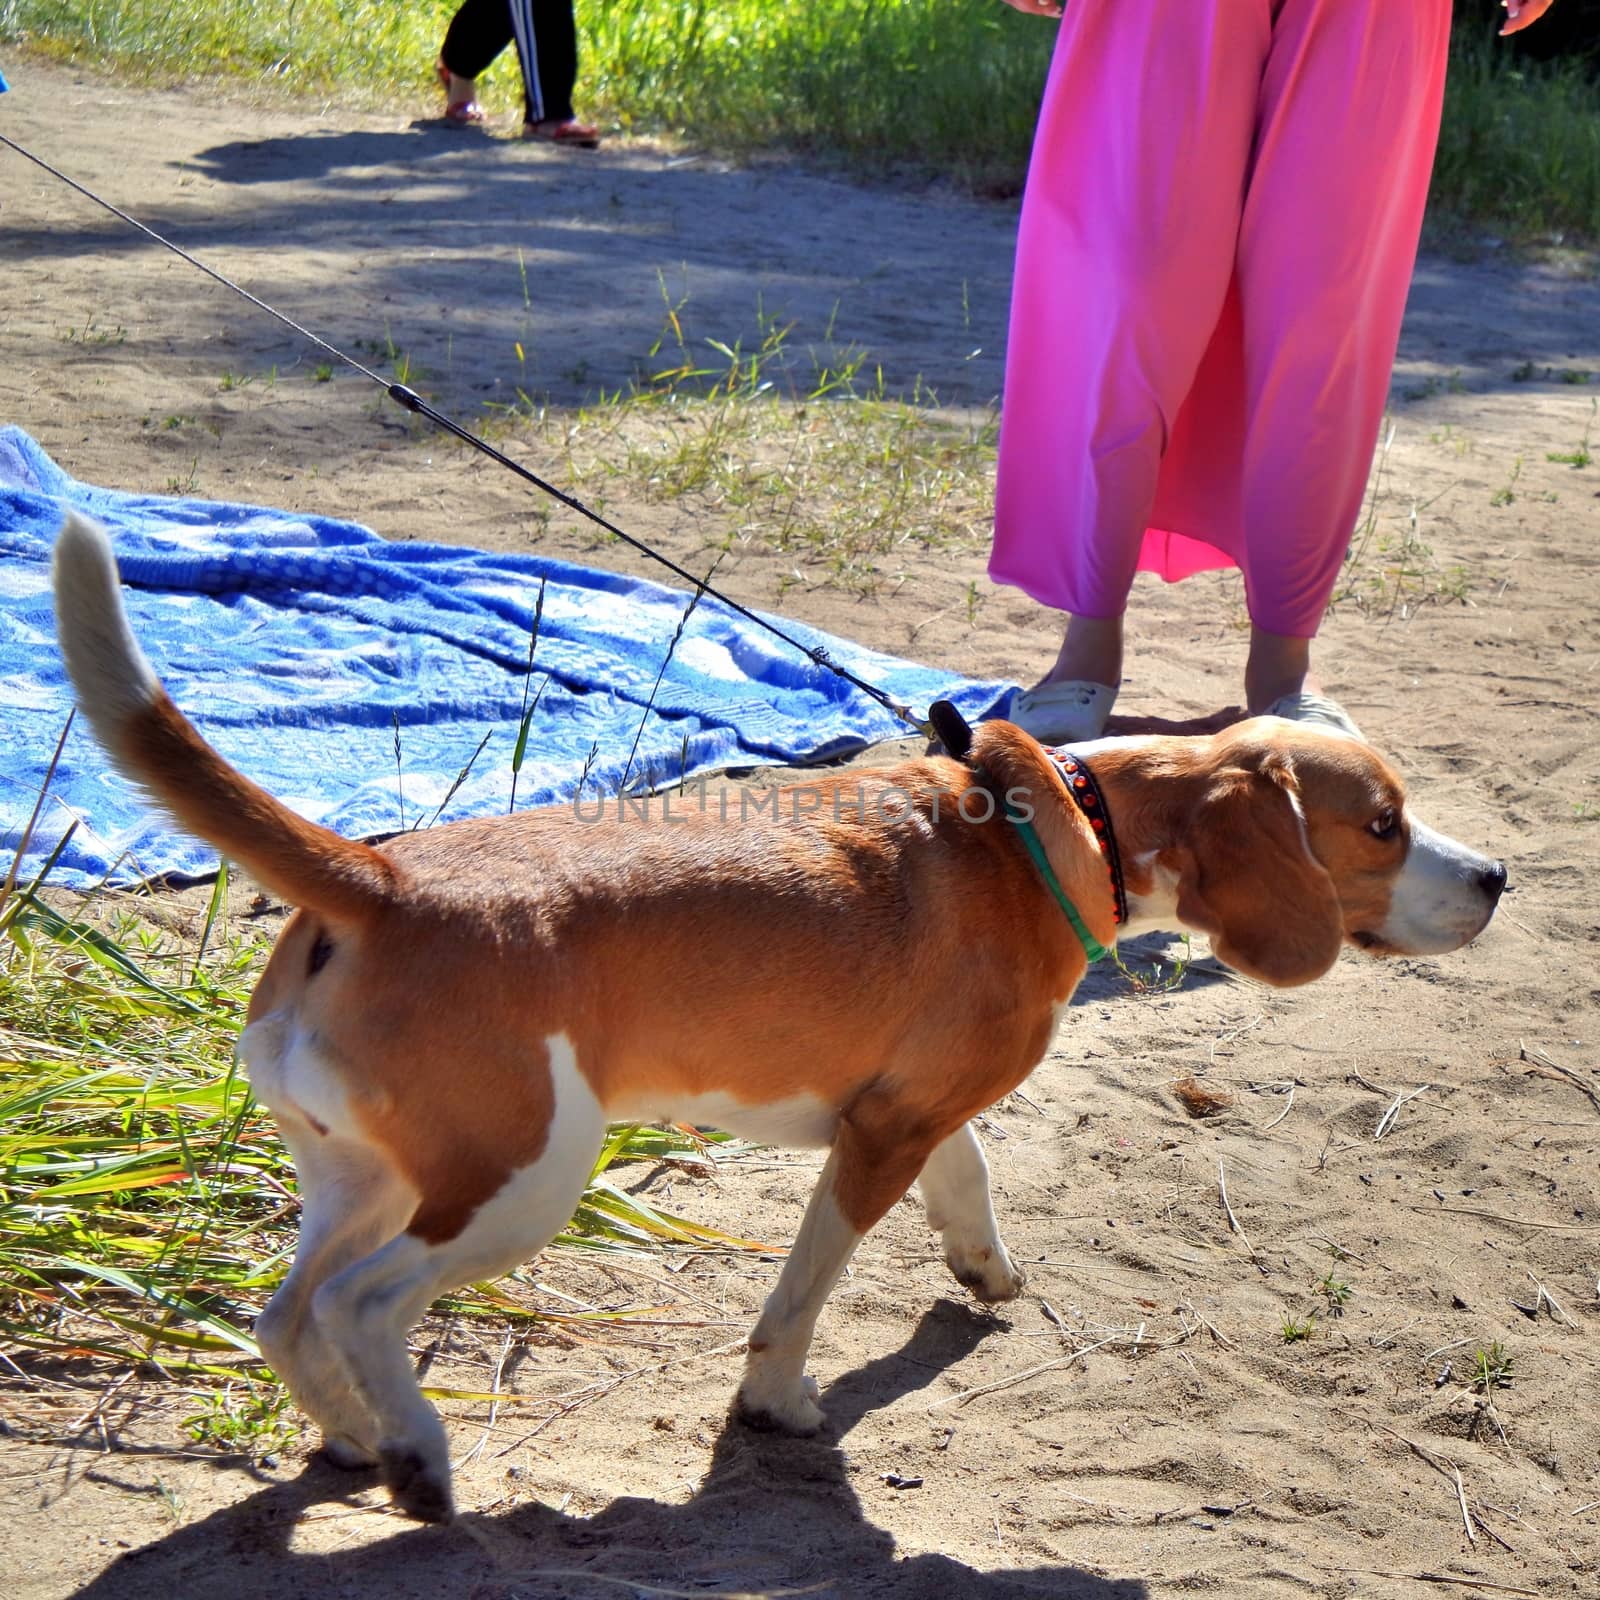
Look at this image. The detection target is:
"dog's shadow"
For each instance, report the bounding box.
[69,1302,1148,1600]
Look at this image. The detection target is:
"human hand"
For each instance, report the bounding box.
[998,0,1064,18]
[1500,0,1557,34]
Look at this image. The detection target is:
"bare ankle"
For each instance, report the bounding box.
[1244,626,1316,713]
[1040,613,1124,692]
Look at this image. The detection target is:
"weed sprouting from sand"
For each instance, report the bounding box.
[1469,1341,1515,1392]
[1113,935,1192,995]
[1336,427,1479,621]
[182,1381,300,1456]
[59,317,127,347]
[1491,456,1524,508]
[1280,1313,1316,1343]
[1547,397,1596,469]
[1314,1273,1352,1315]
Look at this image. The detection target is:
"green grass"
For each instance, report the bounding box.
[490,289,999,596]
[1469,1339,1515,1392]
[1313,1272,1352,1314]
[5,2,1598,232]
[1546,397,1597,468]
[0,840,767,1400]
[1432,29,1600,245]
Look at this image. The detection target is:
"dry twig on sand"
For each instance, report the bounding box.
[1408,1204,1597,1233]
[489,1336,748,1457]
[1251,1078,1298,1131]
[934,1316,1174,1409]
[1217,1160,1266,1271]
[1317,1571,1538,1597]
[1519,1042,1600,1116]
[1380,1427,1480,1545]
[1178,1298,1236,1349]
[1518,1268,1579,1327]
[1375,1081,1435,1139]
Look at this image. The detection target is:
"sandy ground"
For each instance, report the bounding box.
[3,58,1600,1600]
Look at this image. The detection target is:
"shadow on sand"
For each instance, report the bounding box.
[69,1303,1148,1600]
[183,123,496,185]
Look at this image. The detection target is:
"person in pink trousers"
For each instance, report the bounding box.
[993,0,1558,742]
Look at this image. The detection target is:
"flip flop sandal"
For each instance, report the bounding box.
[1258,690,1364,740]
[1007,680,1118,744]
[523,118,601,149]
[435,58,486,124]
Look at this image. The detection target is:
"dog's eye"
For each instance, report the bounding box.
[1369,808,1400,841]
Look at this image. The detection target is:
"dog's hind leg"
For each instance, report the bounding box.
[917,1122,1025,1305]
[254,1113,418,1468]
[736,1088,938,1436]
[310,1044,606,1522]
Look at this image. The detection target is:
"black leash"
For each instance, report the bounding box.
[0,129,936,741]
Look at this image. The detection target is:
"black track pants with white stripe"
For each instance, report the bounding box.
[440,0,579,123]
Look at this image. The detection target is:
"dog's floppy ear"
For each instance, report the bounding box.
[1169,756,1343,987]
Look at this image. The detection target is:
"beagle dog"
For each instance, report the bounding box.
[51,510,1505,1522]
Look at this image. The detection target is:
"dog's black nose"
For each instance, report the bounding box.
[1477,861,1508,901]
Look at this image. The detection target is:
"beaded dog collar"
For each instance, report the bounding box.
[1043,748,1129,932]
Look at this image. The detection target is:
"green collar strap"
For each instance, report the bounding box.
[1003,801,1113,964]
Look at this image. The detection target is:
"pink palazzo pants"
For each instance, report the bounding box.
[991,0,1452,638]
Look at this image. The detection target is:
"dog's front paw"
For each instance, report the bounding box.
[379,1441,455,1523]
[734,1371,824,1436]
[946,1240,1026,1305]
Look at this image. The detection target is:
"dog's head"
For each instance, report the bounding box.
[1159,719,1506,987]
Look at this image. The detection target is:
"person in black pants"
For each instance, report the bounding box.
[436,0,599,147]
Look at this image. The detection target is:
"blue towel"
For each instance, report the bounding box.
[0,428,1015,887]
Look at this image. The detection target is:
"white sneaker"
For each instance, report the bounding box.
[1259,691,1363,740]
[1007,680,1118,743]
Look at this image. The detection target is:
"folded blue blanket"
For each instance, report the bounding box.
[0,428,1014,887]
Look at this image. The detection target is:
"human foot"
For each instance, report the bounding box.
[523,117,601,148]
[1258,691,1363,740]
[435,60,486,124]
[1009,613,1123,741]
[1008,680,1118,743]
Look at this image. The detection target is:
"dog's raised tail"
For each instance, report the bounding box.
[51,510,396,921]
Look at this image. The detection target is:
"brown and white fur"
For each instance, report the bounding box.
[52,510,1505,1521]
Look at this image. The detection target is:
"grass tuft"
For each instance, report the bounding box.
[486,294,998,598]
